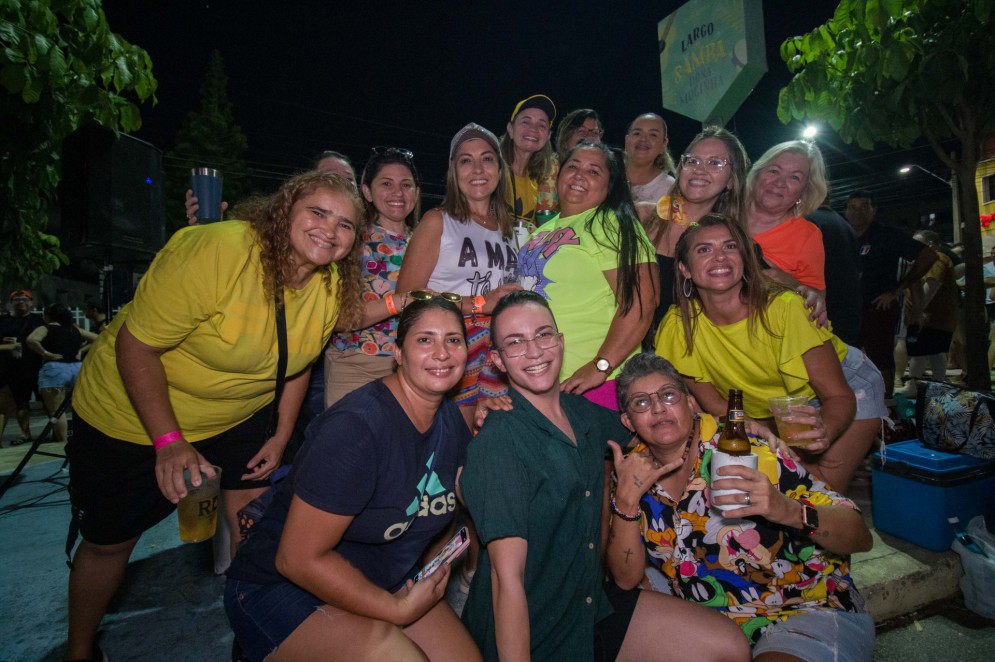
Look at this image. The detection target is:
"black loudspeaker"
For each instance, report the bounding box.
[56,124,166,263]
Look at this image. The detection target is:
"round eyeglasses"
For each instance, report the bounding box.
[680,154,729,172]
[496,330,562,358]
[626,387,684,413]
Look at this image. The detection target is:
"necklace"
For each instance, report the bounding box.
[648,415,699,503]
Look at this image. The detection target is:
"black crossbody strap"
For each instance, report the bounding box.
[266,297,289,439]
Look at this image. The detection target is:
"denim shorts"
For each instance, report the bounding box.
[225,578,323,661]
[752,610,874,662]
[38,361,81,389]
[811,346,888,421]
[841,345,889,420]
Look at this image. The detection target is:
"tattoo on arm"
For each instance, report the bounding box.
[624,548,633,565]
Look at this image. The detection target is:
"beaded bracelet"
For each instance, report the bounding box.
[152,430,183,451]
[384,293,398,316]
[610,494,641,522]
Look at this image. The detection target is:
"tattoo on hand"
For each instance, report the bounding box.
[633,476,644,488]
[624,548,633,565]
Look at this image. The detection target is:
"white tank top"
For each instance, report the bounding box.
[427,212,518,296]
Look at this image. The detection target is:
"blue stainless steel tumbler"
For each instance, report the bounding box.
[191,168,223,223]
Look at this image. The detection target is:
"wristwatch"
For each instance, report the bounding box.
[595,357,612,374]
[800,504,820,536]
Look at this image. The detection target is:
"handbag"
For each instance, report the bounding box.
[915,379,995,460]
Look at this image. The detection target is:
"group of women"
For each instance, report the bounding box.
[64,94,883,662]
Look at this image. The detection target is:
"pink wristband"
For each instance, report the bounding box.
[153,430,183,450]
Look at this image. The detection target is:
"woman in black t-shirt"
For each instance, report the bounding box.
[25,303,97,442]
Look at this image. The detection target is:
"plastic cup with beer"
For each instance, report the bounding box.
[177,465,222,543]
[190,167,224,223]
[768,395,815,446]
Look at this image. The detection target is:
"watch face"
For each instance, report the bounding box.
[596,358,611,372]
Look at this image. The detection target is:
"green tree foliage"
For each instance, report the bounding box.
[778,0,995,389]
[0,0,156,289]
[165,50,249,233]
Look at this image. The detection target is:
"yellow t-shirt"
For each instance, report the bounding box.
[505,163,559,223]
[73,222,340,444]
[654,291,846,418]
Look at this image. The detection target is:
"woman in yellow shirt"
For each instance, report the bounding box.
[655,214,886,494]
[64,171,364,662]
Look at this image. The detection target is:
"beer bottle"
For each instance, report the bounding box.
[718,388,751,456]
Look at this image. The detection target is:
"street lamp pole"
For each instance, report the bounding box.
[899,164,960,243]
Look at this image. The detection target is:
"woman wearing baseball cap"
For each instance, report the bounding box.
[499,94,559,225]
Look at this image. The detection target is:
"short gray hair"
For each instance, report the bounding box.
[616,353,688,409]
[746,140,828,217]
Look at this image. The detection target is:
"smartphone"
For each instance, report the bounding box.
[413,526,470,582]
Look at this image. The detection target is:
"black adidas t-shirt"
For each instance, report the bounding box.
[227,379,469,591]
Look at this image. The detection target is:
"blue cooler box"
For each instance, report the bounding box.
[871,440,995,551]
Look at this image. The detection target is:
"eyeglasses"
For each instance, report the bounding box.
[574,127,603,139]
[680,154,729,172]
[496,330,562,358]
[372,146,415,162]
[626,386,685,413]
[410,290,462,304]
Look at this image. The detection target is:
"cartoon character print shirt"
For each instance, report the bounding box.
[331,223,409,356]
[517,207,654,380]
[624,414,866,645]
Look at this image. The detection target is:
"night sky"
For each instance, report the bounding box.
[100,0,953,218]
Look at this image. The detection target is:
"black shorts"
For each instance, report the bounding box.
[68,409,273,546]
[906,324,953,357]
[593,580,640,662]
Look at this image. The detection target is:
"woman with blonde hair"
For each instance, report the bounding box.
[499,94,559,223]
[624,112,676,210]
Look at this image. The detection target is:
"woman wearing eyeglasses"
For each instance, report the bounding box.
[555,108,604,160]
[396,123,520,425]
[644,126,750,333]
[605,352,873,661]
[460,292,748,662]
[324,147,423,407]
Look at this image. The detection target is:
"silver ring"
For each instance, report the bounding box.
[744,492,751,505]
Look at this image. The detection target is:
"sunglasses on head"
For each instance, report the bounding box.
[409,290,462,304]
[372,146,415,162]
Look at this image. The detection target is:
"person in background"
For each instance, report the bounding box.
[643,126,750,335]
[63,171,364,661]
[225,297,480,662]
[324,147,423,408]
[745,141,828,294]
[25,303,98,442]
[845,190,937,398]
[656,215,886,493]
[517,141,657,409]
[185,150,357,224]
[460,292,749,662]
[82,300,109,334]
[555,108,604,159]
[895,230,959,396]
[500,94,559,223]
[606,352,874,660]
[804,199,863,346]
[396,123,520,426]
[0,290,44,445]
[624,113,676,219]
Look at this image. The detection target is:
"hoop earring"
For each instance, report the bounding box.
[682,278,694,298]
[742,273,749,285]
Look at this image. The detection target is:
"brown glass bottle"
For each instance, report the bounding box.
[718,389,751,456]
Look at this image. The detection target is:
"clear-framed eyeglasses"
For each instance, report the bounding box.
[496,330,562,358]
[626,387,685,413]
[680,154,729,172]
[574,126,603,139]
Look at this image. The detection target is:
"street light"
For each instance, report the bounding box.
[802,125,818,140]
[899,164,960,242]
[899,164,951,187]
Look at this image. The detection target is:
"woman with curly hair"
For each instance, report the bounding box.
[63,170,364,662]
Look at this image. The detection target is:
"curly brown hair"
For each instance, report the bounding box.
[235,171,365,329]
